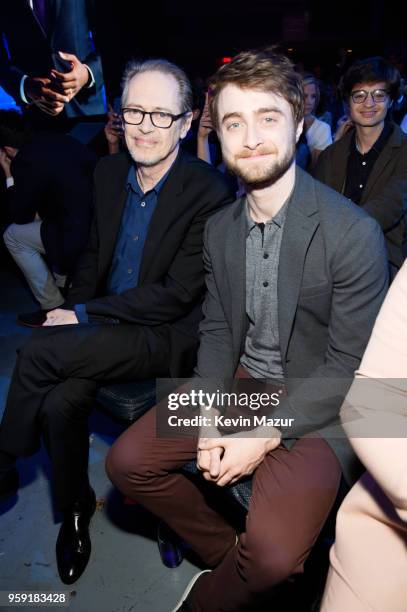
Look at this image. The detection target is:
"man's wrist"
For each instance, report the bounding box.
[84,64,95,88]
[20,75,31,104]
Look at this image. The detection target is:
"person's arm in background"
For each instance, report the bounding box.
[340,261,407,521]
[197,92,214,164]
[104,104,124,155]
[0,35,67,115]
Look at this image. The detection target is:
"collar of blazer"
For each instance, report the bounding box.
[361,122,405,203]
[104,149,188,282]
[225,167,320,361]
[328,122,404,200]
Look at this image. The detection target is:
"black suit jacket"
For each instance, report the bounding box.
[64,150,235,376]
[314,124,407,269]
[7,132,97,274]
[0,0,105,118]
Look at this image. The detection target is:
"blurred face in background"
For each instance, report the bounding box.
[304,82,318,117]
[348,81,392,129]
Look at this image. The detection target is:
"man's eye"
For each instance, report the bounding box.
[157,112,169,118]
[263,116,275,123]
[227,122,241,129]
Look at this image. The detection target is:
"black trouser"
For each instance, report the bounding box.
[0,322,171,510]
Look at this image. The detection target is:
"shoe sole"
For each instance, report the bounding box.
[171,569,211,612]
[17,320,45,328]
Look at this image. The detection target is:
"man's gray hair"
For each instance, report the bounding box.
[121,58,193,113]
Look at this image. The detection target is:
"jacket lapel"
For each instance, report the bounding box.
[138,151,184,283]
[278,169,320,360]
[224,198,247,357]
[361,126,400,203]
[100,156,130,272]
[328,130,352,194]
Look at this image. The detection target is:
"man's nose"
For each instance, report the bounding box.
[243,122,264,149]
[363,93,376,107]
[139,113,155,131]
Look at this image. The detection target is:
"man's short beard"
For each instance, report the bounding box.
[127,148,162,167]
[225,142,296,189]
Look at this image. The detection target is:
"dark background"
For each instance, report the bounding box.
[92,0,406,98]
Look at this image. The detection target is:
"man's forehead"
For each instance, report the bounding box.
[127,71,180,105]
[351,80,388,91]
[217,85,290,116]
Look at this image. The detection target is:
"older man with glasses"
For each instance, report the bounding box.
[0,58,234,584]
[315,56,407,279]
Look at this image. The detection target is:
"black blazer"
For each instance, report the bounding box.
[7,132,97,275]
[64,150,235,376]
[314,124,407,269]
[0,0,105,117]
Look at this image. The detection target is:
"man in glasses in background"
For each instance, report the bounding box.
[0,59,234,583]
[315,56,407,279]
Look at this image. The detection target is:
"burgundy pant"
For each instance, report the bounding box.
[106,400,341,611]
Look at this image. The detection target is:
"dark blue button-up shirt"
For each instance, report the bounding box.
[74,161,172,323]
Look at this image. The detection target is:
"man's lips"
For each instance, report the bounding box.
[135,138,157,146]
[237,150,275,160]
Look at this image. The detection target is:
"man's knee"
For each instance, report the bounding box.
[106,436,151,493]
[3,223,18,250]
[242,532,303,591]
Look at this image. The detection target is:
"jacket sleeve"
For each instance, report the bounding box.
[63,206,100,306]
[361,146,407,232]
[6,151,43,223]
[71,178,234,324]
[0,33,25,103]
[194,221,235,379]
[270,215,389,440]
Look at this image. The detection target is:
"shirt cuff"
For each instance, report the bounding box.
[20,75,30,104]
[84,64,95,88]
[74,304,89,324]
[6,177,14,188]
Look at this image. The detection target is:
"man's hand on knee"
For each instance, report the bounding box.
[43,308,79,326]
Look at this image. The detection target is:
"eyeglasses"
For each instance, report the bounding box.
[121,108,187,128]
[350,89,389,104]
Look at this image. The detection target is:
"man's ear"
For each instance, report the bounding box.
[180,112,193,139]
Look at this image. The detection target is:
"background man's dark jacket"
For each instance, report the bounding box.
[314,124,407,269]
[64,150,235,377]
[0,0,105,118]
[7,132,97,275]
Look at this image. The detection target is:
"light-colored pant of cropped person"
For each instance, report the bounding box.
[3,221,65,310]
[320,261,407,612]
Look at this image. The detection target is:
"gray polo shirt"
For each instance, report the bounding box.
[240,195,291,379]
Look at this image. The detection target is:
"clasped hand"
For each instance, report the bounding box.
[197,427,281,487]
[25,51,90,116]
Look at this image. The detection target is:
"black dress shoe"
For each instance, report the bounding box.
[0,468,19,502]
[17,309,52,328]
[56,488,97,584]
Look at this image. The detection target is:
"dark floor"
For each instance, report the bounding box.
[0,258,199,612]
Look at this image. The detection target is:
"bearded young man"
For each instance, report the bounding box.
[107,49,388,611]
